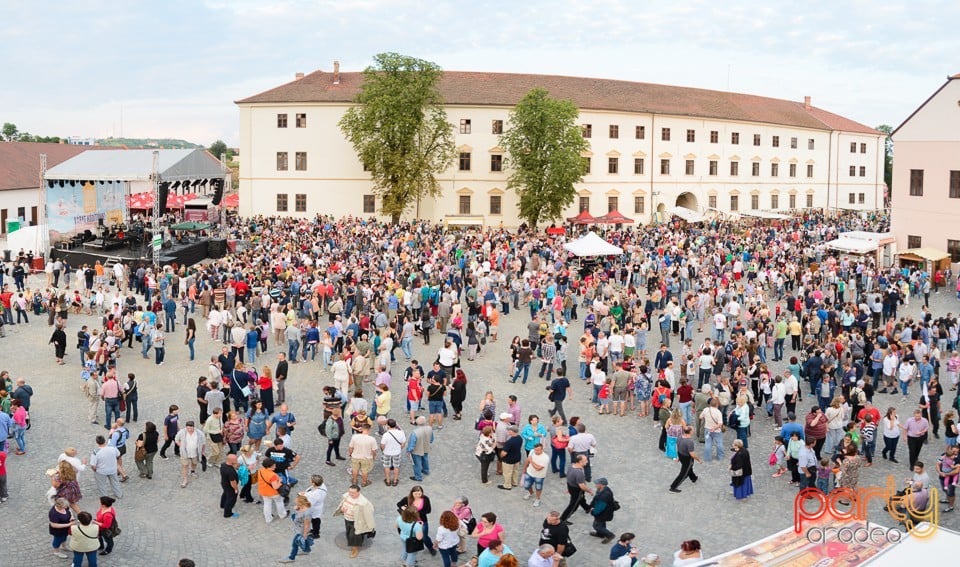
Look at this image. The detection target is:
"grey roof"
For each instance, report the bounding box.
[44,149,226,182]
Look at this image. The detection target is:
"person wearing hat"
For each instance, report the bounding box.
[587,477,617,544]
[494,412,512,476]
[498,425,523,490]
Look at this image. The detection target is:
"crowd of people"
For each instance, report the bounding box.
[2,207,959,566]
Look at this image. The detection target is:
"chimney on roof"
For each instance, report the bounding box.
[803,96,811,110]
[295,72,304,80]
[333,60,340,85]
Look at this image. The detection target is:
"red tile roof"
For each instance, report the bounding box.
[237,70,879,135]
[0,142,117,192]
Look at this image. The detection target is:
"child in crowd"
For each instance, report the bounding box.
[770,435,787,478]
[598,379,612,414]
[816,457,832,494]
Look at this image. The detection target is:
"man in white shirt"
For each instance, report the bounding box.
[58,447,87,474]
[89,435,122,499]
[302,475,328,538]
[380,419,406,486]
[783,372,799,415]
[771,375,787,429]
[700,398,724,461]
[713,310,727,342]
[522,443,550,506]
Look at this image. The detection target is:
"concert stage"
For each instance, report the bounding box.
[51,237,213,270]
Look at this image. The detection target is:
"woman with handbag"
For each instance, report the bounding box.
[396,506,424,567]
[95,496,118,556]
[68,511,100,566]
[134,421,159,479]
[397,485,436,556]
[729,439,754,500]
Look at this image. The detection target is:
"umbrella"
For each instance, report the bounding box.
[595,210,635,224]
[566,210,599,225]
[222,193,239,208]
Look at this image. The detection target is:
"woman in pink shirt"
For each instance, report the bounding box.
[11,399,27,454]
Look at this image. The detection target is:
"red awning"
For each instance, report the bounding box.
[566,210,599,225]
[222,193,239,208]
[595,210,635,224]
[166,193,198,209]
[127,191,154,210]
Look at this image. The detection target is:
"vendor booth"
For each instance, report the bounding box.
[896,247,951,274]
[825,231,895,268]
[562,231,624,257]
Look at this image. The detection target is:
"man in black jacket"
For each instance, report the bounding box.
[588,477,616,544]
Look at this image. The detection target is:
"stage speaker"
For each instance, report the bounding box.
[158,182,170,211]
[207,238,227,259]
[211,178,224,205]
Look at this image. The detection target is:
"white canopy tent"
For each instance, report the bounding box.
[563,231,623,257]
[666,206,706,223]
[740,210,791,220]
[826,231,894,255]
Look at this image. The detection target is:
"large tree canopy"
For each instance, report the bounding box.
[339,53,455,223]
[499,88,588,227]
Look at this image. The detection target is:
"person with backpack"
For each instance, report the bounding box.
[107,418,131,483]
[320,407,346,466]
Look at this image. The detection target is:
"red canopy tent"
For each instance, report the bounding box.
[595,210,635,224]
[222,193,239,208]
[567,210,599,225]
[166,193,198,209]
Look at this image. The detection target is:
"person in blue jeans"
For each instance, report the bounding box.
[395,506,425,566]
[511,339,533,384]
[407,417,433,481]
[278,496,314,563]
[69,511,100,567]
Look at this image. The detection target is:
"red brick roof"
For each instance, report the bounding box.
[237,70,879,135]
[0,142,117,192]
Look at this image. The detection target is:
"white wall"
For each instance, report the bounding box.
[0,187,41,234]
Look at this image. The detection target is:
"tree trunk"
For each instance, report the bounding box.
[391,212,401,225]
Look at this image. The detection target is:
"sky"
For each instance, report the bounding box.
[1,0,956,146]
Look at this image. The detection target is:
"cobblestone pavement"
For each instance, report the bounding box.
[2,272,959,566]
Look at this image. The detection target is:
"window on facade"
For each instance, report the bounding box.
[276,194,288,212]
[277,114,288,128]
[362,194,375,213]
[661,128,671,141]
[459,152,471,171]
[708,195,717,209]
[634,195,645,214]
[789,194,797,209]
[579,196,590,212]
[709,160,718,176]
[950,171,960,198]
[860,143,867,154]
[609,125,619,139]
[458,195,471,214]
[859,166,866,177]
[660,159,670,175]
[295,193,306,212]
[492,120,503,135]
[753,134,761,146]
[771,194,779,209]
[789,163,797,177]
[685,159,695,175]
[608,196,618,212]
[949,239,960,263]
[489,195,502,215]
[295,152,307,171]
[849,193,856,204]
[731,132,740,144]
[790,137,797,149]
[582,157,591,174]
[910,169,924,196]
[635,125,645,139]
[582,124,592,138]
[772,136,780,148]
[276,152,288,171]
[686,129,695,142]
[859,193,865,204]
[296,113,306,128]
[771,163,779,177]
[806,194,814,208]
[730,195,739,211]
[460,119,471,134]
[751,162,760,177]
[490,154,502,172]
[608,157,619,174]
[633,158,645,175]
[730,161,739,176]
[807,164,814,178]
[710,130,718,143]
[849,166,856,177]
[908,235,922,249]
[751,194,759,209]
[850,142,857,153]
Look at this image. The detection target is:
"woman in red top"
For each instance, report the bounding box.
[95,496,117,555]
[407,377,423,425]
[258,366,275,414]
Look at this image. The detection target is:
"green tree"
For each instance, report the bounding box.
[2,122,19,141]
[339,52,455,223]
[875,124,893,193]
[499,88,588,227]
[209,140,228,160]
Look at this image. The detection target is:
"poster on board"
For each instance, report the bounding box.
[46,180,127,241]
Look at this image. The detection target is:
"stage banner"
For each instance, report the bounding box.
[46,180,127,240]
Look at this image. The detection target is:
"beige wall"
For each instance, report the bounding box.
[890,140,960,256]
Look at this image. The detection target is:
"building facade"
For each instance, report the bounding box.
[890,74,960,263]
[237,68,885,226]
